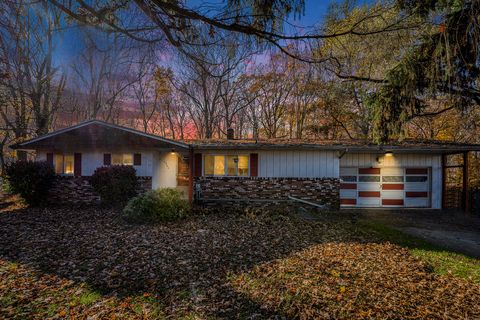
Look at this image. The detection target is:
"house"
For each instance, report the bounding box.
[11,120,480,210]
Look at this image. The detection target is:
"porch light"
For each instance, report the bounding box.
[385,151,393,157]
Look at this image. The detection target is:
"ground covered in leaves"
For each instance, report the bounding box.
[233,243,480,319]
[0,205,479,319]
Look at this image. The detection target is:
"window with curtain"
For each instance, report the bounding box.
[54,154,74,175]
[112,154,134,165]
[203,155,249,176]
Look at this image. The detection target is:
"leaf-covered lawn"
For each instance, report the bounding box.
[0,206,479,319]
[0,206,355,319]
[232,242,480,319]
[358,220,480,283]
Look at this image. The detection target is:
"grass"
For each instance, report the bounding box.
[75,290,102,305]
[358,220,480,283]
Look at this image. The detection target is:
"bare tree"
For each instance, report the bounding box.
[0,0,69,160]
[70,31,142,122]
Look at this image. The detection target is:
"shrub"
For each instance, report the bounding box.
[4,161,55,206]
[90,165,138,206]
[123,188,190,223]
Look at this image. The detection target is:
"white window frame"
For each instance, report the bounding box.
[203,154,250,177]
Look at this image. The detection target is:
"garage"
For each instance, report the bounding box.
[340,167,431,208]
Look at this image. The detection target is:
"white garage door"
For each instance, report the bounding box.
[340,167,430,208]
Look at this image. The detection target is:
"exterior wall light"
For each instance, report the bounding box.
[385,151,393,157]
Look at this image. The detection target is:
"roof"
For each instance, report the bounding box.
[11,120,480,154]
[12,120,190,151]
[185,138,480,153]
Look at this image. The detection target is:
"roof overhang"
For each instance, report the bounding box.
[191,143,480,154]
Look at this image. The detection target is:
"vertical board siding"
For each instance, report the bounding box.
[258,150,339,178]
[340,153,442,209]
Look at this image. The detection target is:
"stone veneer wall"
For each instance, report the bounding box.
[194,177,340,209]
[49,176,152,206]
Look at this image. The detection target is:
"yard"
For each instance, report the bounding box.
[0,200,479,319]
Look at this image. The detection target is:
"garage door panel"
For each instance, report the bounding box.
[382,199,404,206]
[357,197,381,206]
[382,168,404,175]
[405,182,429,192]
[405,198,429,207]
[381,190,404,199]
[340,199,356,205]
[340,189,356,199]
[358,183,381,191]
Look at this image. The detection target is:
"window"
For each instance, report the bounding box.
[406,176,428,182]
[382,176,404,182]
[112,154,134,165]
[54,154,74,175]
[204,155,249,176]
[358,175,380,182]
[341,176,357,182]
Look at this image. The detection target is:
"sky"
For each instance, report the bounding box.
[53,0,347,68]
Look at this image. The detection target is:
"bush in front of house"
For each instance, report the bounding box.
[122,188,190,223]
[90,165,138,206]
[4,160,56,206]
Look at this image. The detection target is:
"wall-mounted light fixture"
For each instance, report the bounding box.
[376,151,393,163]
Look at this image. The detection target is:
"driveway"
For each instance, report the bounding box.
[356,209,480,258]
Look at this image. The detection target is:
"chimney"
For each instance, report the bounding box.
[227,128,235,140]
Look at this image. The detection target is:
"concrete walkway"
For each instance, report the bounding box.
[357,209,480,258]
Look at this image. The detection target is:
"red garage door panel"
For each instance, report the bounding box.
[406,168,428,175]
[340,183,357,189]
[358,191,381,197]
[359,168,380,174]
[382,199,404,206]
[406,192,428,198]
[340,199,356,205]
[382,184,404,190]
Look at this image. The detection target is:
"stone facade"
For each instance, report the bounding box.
[49,176,152,206]
[194,177,340,209]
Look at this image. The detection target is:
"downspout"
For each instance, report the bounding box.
[463,151,469,212]
[442,153,447,209]
[188,146,194,203]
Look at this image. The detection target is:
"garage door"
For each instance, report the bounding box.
[340,167,430,208]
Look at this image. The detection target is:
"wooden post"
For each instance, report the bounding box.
[441,154,447,209]
[463,151,469,212]
[188,147,194,203]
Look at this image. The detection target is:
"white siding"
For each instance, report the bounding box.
[340,153,442,209]
[258,150,339,178]
[36,150,154,177]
